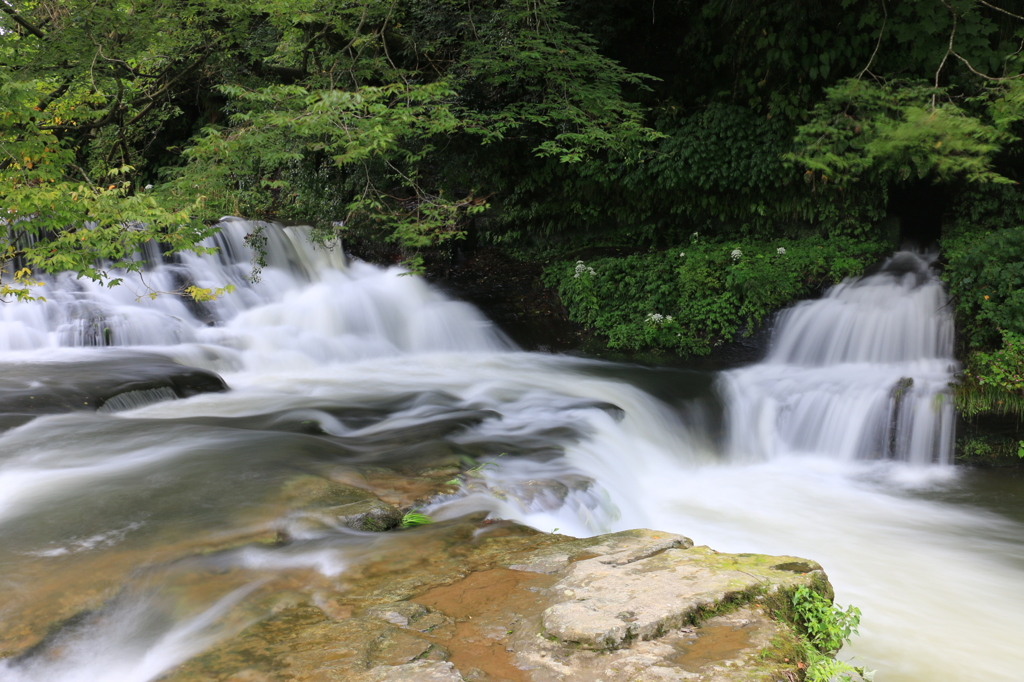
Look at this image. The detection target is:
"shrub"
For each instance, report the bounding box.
[546,235,887,355]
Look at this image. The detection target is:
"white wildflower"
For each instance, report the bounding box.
[646,313,673,325]
[144,184,154,191]
[573,261,596,278]
[679,252,686,257]
[731,249,742,261]
[777,247,786,255]
[691,231,699,240]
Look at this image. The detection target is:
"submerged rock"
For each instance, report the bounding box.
[0,352,227,418]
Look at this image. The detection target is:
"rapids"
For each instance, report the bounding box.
[0,221,1022,681]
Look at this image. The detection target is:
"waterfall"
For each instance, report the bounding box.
[720,251,957,464]
[0,218,511,363]
[2,226,1022,682]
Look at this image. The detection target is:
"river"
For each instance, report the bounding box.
[0,221,1022,681]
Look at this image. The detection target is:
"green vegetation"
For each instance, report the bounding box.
[3,0,1024,409]
[942,186,1024,420]
[791,586,873,682]
[547,236,888,355]
[399,511,433,528]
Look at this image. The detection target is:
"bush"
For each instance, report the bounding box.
[943,223,1024,349]
[545,235,887,355]
[956,330,1024,417]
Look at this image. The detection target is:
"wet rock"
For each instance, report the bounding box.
[0,353,227,417]
[277,474,405,532]
[80,520,827,682]
[366,660,465,681]
[365,602,452,632]
[327,499,405,532]
[278,474,375,508]
[330,464,460,508]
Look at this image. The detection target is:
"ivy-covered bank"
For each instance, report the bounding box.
[940,186,1024,465]
[545,236,889,356]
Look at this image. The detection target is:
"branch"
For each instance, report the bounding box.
[978,0,1024,22]
[951,50,1024,81]
[36,77,72,112]
[129,51,209,107]
[857,0,887,80]
[0,1,45,39]
[934,0,958,107]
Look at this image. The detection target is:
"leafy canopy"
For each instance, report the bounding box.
[0,0,657,289]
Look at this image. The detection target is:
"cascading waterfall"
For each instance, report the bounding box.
[0,222,1022,682]
[0,217,511,362]
[721,251,957,464]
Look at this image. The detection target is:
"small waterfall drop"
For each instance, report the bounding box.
[0,218,512,364]
[721,251,957,464]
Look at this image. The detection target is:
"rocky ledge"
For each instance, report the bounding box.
[163,516,827,682]
[1,472,831,682]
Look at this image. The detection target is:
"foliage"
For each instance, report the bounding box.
[400,511,433,528]
[546,236,887,355]
[165,0,659,267]
[791,586,873,682]
[5,0,1024,359]
[0,0,657,278]
[956,330,1024,416]
[943,213,1024,348]
[790,79,1017,189]
[956,434,1024,463]
[941,185,1024,416]
[494,104,888,250]
[0,77,215,299]
[792,586,861,654]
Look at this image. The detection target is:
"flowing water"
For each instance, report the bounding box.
[0,222,1022,681]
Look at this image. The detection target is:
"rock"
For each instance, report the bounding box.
[366,660,465,681]
[152,520,826,682]
[277,474,405,532]
[540,543,818,650]
[365,602,452,632]
[0,353,227,418]
[330,464,460,508]
[327,499,405,532]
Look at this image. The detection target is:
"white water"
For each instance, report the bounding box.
[722,252,957,465]
[1,224,1022,681]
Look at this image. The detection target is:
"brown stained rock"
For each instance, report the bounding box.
[12,517,824,682]
[330,466,460,509]
[161,523,819,681]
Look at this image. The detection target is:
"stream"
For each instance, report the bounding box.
[0,220,1022,681]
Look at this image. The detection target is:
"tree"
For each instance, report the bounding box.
[0,0,659,291]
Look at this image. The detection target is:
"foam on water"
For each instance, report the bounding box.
[1,225,1022,681]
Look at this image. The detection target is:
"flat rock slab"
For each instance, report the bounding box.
[542,543,820,649]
